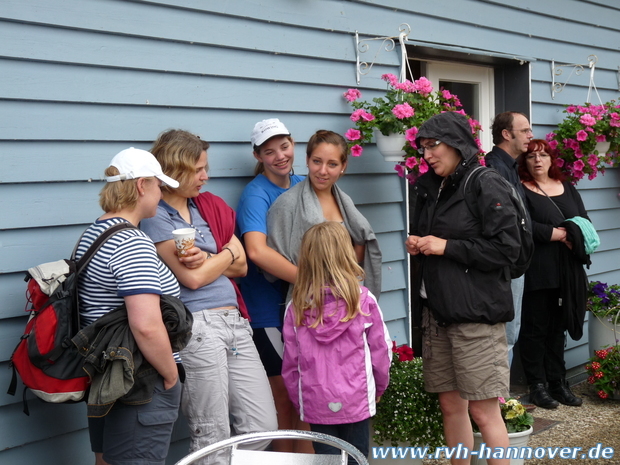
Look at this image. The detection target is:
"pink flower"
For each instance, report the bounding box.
[548,140,558,150]
[414,77,433,95]
[546,132,556,141]
[405,157,418,169]
[566,105,577,113]
[588,154,599,166]
[479,156,486,166]
[395,81,416,93]
[498,397,506,404]
[381,74,399,87]
[455,109,466,116]
[595,134,607,143]
[345,128,362,141]
[350,109,374,123]
[610,113,620,127]
[392,103,414,119]
[350,145,363,157]
[574,149,583,159]
[565,138,580,150]
[579,114,596,126]
[573,159,585,171]
[441,89,453,99]
[394,163,405,177]
[343,89,361,102]
[405,126,419,142]
[555,158,565,168]
[576,130,588,142]
[419,159,429,174]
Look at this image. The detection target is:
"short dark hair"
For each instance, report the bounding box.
[491,112,528,145]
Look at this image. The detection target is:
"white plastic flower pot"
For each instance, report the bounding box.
[471,427,533,465]
[595,141,611,154]
[588,312,620,354]
[374,130,406,162]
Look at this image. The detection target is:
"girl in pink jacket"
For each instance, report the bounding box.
[282,221,392,462]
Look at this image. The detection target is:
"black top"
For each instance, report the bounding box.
[484,146,527,202]
[523,181,588,291]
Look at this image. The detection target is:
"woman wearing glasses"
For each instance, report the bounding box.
[516,139,589,409]
[406,112,521,465]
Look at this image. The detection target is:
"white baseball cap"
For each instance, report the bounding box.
[251,118,290,147]
[106,147,179,188]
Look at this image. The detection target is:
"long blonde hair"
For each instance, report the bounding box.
[291,222,365,328]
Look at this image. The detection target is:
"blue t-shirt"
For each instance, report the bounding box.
[236,174,304,328]
[140,199,238,313]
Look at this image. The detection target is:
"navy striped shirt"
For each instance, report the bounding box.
[76,217,180,327]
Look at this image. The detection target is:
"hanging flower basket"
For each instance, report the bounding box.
[373,130,407,161]
[342,74,483,183]
[546,101,620,184]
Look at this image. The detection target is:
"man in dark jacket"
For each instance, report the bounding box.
[485,112,533,372]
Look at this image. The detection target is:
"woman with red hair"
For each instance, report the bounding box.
[517,139,590,409]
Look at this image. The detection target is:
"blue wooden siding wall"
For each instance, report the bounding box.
[1,0,619,463]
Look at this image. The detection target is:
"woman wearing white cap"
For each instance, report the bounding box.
[236,118,312,452]
[76,147,184,465]
[141,129,277,465]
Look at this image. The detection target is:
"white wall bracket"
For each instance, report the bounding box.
[355,23,411,85]
[551,55,599,101]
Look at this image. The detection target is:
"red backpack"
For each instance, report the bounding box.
[7,223,132,414]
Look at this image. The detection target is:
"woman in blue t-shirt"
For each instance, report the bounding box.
[236,118,310,452]
[141,129,277,464]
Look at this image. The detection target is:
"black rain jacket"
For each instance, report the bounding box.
[411,112,522,326]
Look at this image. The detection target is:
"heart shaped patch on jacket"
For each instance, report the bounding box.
[328,402,342,412]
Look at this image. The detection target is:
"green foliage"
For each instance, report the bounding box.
[372,357,445,450]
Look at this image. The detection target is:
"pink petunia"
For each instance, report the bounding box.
[548,140,559,150]
[546,132,556,141]
[414,77,433,95]
[418,159,429,174]
[345,128,362,141]
[381,74,399,87]
[555,158,565,168]
[579,114,596,126]
[395,81,416,93]
[405,126,419,142]
[405,157,418,169]
[573,159,585,171]
[394,163,405,177]
[455,109,466,116]
[565,138,580,150]
[350,109,365,122]
[574,149,583,159]
[595,134,607,143]
[361,111,375,122]
[479,156,486,166]
[566,105,577,113]
[610,113,620,127]
[576,130,588,142]
[350,145,363,157]
[343,89,361,102]
[392,103,414,119]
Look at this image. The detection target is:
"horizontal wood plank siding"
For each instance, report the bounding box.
[1,0,619,462]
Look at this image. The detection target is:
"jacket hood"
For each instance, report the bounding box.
[301,288,360,344]
[415,111,480,165]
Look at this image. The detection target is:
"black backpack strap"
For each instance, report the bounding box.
[74,222,135,274]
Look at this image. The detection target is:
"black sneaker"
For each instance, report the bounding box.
[549,380,583,407]
[529,383,560,409]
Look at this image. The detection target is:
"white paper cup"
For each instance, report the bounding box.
[172,228,195,257]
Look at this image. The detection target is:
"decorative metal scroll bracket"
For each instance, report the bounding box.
[551,55,599,100]
[355,23,411,85]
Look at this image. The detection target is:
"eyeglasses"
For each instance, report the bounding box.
[417,140,442,155]
[511,128,533,135]
[525,153,550,161]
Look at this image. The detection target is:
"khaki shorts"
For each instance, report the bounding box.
[422,307,509,401]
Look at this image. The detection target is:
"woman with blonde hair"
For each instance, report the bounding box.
[140,129,277,464]
[282,221,391,463]
[77,147,187,465]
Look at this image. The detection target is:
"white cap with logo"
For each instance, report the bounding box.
[106,147,179,188]
[251,118,290,148]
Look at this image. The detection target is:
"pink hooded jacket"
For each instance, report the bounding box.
[282,286,392,424]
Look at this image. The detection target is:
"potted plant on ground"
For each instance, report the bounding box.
[587,281,620,354]
[342,74,483,183]
[470,397,534,465]
[585,345,620,399]
[370,342,444,463]
[546,101,620,184]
